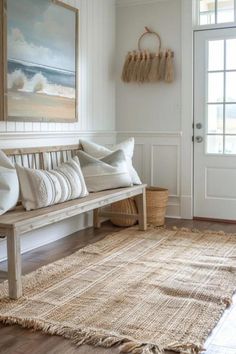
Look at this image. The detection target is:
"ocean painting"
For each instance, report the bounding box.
[7,0,77,121]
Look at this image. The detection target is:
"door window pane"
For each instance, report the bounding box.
[226,39,236,70]
[217,0,234,23]
[226,72,236,102]
[225,135,236,154]
[207,135,224,154]
[198,0,235,26]
[207,104,224,133]
[208,72,224,102]
[204,37,236,155]
[208,40,224,71]
[225,104,236,133]
[200,0,216,25]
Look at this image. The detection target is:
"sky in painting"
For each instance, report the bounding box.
[7,0,76,72]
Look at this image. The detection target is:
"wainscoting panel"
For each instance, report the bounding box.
[151,145,179,196]
[117,132,182,218]
[132,144,146,182]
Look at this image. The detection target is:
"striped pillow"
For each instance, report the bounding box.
[16,157,88,211]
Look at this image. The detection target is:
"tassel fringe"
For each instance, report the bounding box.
[125,52,136,83]
[131,52,142,82]
[148,53,160,82]
[121,52,132,83]
[165,50,174,83]
[121,49,174,84]
[157,50,166,81]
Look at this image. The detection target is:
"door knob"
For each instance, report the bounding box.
[196,136,203,143]
[196,123,202,129]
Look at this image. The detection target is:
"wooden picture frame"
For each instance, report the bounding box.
[0,0,78,123]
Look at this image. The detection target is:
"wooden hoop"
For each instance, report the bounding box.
[138,26,161,52]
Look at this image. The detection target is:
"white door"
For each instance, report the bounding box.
[194,28,236,221]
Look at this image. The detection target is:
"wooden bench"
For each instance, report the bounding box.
[0,144,147,299]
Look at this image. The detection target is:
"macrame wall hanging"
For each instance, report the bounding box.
[122,27,174,84]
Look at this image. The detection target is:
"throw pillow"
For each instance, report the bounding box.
[79,137,142,185]
[16,157,88,211]
[77,149,133,192]
[0,150,19,215]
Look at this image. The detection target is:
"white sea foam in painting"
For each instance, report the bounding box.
[8,70,75,99]
[8,59,76,99]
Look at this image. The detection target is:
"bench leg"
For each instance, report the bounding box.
[135,188,147,231]
[93,208,101,229]
[7,229,22,299]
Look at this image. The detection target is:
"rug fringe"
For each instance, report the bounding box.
[147,224,236,237]
[221,297,232,308]
[171,226,236,237]
[0,315,206,354]
[119,341,205,354]
[119,342,162,353]
[166,342,205,354]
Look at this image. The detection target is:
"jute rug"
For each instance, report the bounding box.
[0,227,236,354]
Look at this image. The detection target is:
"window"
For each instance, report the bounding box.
[199,0,235,26]
[206,39,236,154]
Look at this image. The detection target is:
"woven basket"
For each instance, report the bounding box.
[146,187,169,226]
[110,198,138,227]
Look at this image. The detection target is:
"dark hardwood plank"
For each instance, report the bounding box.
[0,219,235,354]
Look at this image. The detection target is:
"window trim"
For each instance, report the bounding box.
[193,0,236,29]
[205,37,236,155]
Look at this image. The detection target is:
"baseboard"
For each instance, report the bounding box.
[166,197,181,219]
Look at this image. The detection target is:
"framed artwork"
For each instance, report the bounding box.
[0,0,78,122]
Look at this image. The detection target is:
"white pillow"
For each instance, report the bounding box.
[80,137,142,185]
[16,157,88,211]
[77,149,133,192]
[0,150,19,215]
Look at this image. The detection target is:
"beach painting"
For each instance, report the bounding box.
[7,0,78,122]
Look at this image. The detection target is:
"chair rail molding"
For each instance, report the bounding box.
[116,0,169,7]
[117,131,182,138]
[0,131,117,149]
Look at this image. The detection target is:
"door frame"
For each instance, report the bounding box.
[181,0,194,219]
[193,27,236,221]
[180,0,236,220]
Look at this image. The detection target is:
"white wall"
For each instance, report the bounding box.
[116,0,183,218]
[116,0,182,132]
[0,0,116,260]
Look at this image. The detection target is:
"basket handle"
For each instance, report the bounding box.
[138,26,162,52]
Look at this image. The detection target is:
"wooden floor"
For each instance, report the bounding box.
[0,219,235,354]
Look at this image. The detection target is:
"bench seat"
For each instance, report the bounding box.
[0,144,147,300]
[0,184,147,300]
[0,185,147,234]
